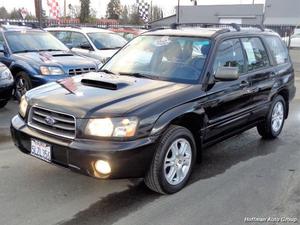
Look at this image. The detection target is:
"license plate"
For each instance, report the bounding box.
[31,139,51,162]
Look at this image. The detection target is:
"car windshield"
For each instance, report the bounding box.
[102,35,211,84]
[5,31,69,53]
[87,32,127,50]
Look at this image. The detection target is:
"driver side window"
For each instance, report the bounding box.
[213,39,245,75]
[0,34,5,52]
[70,32,91,49]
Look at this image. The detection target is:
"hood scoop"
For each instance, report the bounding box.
[81,79,128,90]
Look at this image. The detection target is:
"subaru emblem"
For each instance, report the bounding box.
[45,116,56,126]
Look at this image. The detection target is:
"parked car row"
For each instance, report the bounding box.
[0,25,132,104]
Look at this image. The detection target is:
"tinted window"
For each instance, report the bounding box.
[71,32,91,48]
[0,34,4,51]
[241,37,269,71]
[103,35,211,84]
[50,31,71,45]
[87,32,127,50]
[5,31,68,53]
[265,36,289,65]
[213,39,245,75]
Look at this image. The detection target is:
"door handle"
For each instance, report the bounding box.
[240,80,249,88]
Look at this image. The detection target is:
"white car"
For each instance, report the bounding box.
[46,27,128,63]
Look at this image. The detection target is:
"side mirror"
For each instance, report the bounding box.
[79,43,92,51]
[215,66,239,81]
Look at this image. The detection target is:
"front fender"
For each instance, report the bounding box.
[9,61,38,77]
[150,102,205,136]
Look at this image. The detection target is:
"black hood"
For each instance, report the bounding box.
[26,72,198,118]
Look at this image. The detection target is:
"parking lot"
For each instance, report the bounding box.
[0,50,299,225]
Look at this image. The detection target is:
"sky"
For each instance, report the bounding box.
[0,0,265,18]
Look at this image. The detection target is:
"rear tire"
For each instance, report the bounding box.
[257,95,286,139]
[144,125,196,194]
[14,71,32,101]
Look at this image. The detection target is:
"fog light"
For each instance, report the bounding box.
[95,160,111,175]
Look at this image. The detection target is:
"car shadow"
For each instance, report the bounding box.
[57,129,284,225]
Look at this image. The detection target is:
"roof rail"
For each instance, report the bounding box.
[170,22,241,31]
[147,27,168,32]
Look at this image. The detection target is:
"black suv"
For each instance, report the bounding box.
[11,24,296,194]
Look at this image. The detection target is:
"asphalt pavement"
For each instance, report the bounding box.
[0,50,300,225]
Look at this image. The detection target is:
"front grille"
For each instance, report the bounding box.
[69,67,96,75]
[28,106,76,139]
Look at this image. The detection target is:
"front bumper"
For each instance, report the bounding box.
[11,115,157,179]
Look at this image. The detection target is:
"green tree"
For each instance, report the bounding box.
[128,5,142,25]
[0,7,9,19]
[79,0,90,23]
[190,0,197,6]
[25,13,37,20]
[151,6,163,21]
[106,0,122,20]
[120,5,129,24]
[9,8,22,19]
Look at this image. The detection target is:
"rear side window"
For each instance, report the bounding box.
[50,31,71,44]
[213,39,245,75]
[241,37,269,71]
[0,34,5,51]
[264,36,289,65]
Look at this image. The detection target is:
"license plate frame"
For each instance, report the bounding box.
[30,139,52,162]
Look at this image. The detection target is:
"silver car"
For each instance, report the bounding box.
[46,27,128,63]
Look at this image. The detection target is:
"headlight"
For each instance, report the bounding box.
[19,95,28,118]
[85,117,138,138]
[40,66,64,75]
[0,68,13,80]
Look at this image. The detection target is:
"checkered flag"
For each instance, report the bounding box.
[47,0,60,19]
[137,0,150,23]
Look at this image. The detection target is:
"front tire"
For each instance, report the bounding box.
[15,71,32,101]
[257,95,286,139]
[144,125,196,194]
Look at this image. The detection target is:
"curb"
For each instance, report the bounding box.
[0,126,11,143]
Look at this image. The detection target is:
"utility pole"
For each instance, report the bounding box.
[64,0,67,17]
[34,0,43,27]
[177,0,180,23]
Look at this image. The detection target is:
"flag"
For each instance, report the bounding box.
[137,0,150,23]
[47,0,60,19]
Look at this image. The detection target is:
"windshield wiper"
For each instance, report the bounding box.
[100,69,117,75]
[13,49,39,53]
[99,47,120,50]
[119,72,159,80]
[38,49,63,52]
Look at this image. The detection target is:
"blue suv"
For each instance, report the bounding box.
[0,26,102,100]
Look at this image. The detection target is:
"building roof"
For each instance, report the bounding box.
[264,0,300,25]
